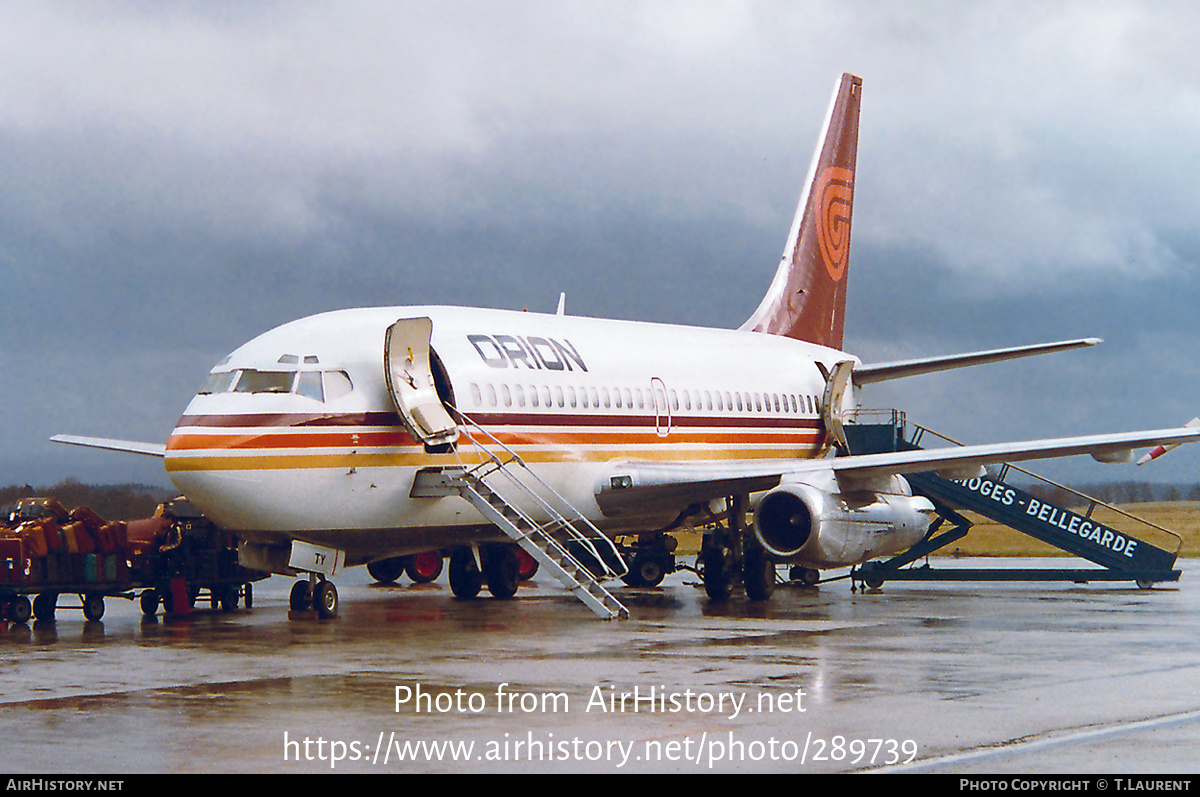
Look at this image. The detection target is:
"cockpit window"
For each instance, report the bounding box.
[198,366,354,402]
[296,371,323,402]
[234,370,295,394]
[200,371,237,394]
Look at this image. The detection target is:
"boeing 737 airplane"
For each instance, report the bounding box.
[54,73,1200,618]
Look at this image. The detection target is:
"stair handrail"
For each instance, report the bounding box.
[904,419,1183,557]
[447,408,628,578]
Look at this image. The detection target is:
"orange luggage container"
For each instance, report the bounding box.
[16,522,49,558]
[69,505,107,534]
[61,521,96,555]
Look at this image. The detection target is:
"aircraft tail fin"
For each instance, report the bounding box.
[741,72,861,349]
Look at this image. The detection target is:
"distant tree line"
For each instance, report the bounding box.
[1,480,177,522]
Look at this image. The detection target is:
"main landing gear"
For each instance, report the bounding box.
[698,495,777,602]
[367,551,445,585]
[448,545,521,600]
[289,575,338,619]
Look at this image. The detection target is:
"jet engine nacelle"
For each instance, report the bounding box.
[752,479,935,568]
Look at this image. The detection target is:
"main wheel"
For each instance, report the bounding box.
[448,549,483,599]
[289,580,313,611]
[744,554,775,601]
[33,592,57,622]
[82,594,105,622]
[701,547,733,601]
[406,551,444,584]
[218,584,238,612]
[483,546,520,600]
[314,581,338,618]
[516,548,539,581]
[367,557,406,584]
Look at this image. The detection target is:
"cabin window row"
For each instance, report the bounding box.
[468,383,821,416]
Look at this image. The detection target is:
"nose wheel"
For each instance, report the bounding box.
[290,577,338,618]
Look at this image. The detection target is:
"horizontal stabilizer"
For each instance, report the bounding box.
[854,338,1102,385]
[50,434,166,458]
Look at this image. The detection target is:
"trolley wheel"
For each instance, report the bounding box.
[289,580,313,611]
[405,551,444,584]
[632,553,666,588]
[243,582,253,609]
[314,581,338,619]
[1137,580,1155,590]
[82,594,105,622]
[33,592,57,622]
[864,576,885,590]
[140,590,160,616]
[10,595,32,624]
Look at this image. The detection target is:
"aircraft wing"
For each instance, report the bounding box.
[595,425,1200,517]
[50,435,166,458]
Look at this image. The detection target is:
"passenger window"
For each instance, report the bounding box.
[514,384,526,407]
[486,384,498,407]
[471,384,483,408]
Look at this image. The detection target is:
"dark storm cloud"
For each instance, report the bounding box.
[3,1,1200,486]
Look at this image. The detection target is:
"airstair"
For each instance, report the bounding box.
[411,416,629,620]
[842,410,1183,589]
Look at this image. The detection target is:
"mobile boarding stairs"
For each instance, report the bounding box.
[842,410,1183,590]
[411,414,630,621]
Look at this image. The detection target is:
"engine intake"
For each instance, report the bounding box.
[752,484,824,559]
[752,480,936,567]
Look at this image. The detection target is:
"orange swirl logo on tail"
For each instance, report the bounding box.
[815,166,854,281]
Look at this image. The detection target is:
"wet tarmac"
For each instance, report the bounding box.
[3,558,1200,773]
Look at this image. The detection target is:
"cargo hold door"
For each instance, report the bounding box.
[385,317,460,448]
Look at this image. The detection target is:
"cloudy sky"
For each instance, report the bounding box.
[3,0,1199,489]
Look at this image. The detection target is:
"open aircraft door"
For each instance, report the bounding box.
[819,360,854,452]
[385,317,460,448]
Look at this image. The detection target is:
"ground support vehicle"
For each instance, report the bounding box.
[0,498,267,623]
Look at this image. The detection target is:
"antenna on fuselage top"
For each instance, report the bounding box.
[556,292,566,316]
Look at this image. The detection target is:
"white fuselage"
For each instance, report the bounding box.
[165,305,858,564]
